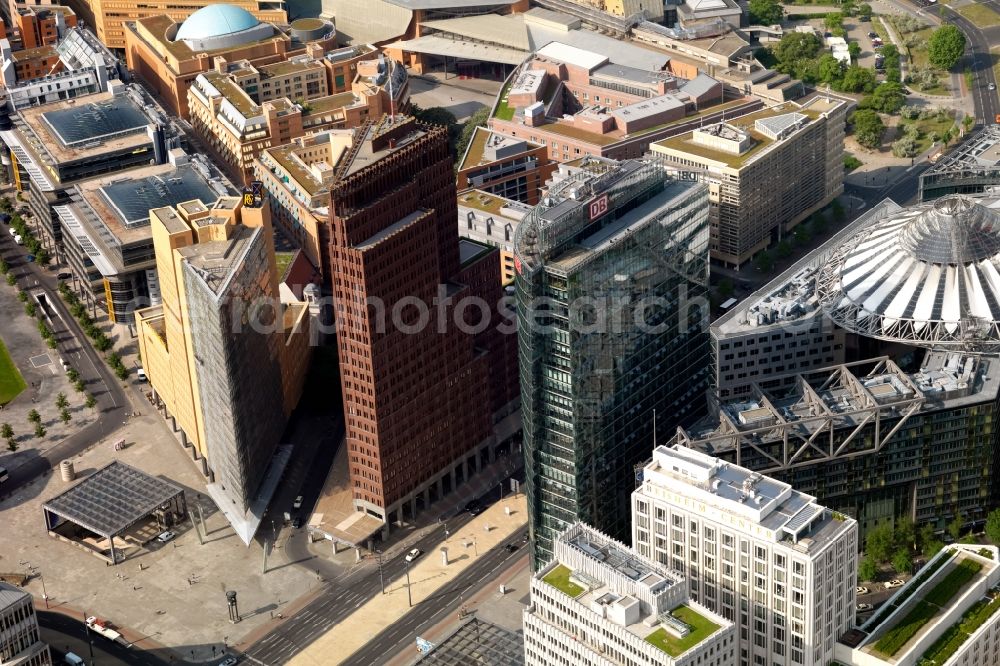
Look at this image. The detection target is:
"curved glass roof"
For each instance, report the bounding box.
[817,196,1000,352]
[175,4,260,41]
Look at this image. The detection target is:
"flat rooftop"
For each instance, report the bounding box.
[19,89,154,165]
[538,524,724,659]
[457,189,532,219]
[640,445,853,549]
[459,126,540,171]
[0,581,30,611]
[179,224,259,296]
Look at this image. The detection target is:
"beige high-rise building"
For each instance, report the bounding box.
[135,196,311,543]
[65,0,286,50]
[651,97,846,267]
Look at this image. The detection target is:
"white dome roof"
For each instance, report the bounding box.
[818,196,1000,351]
[176,5,260,42]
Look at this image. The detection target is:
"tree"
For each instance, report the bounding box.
[455,106,490,163]
[6,273,15,286]
[794,223,812,245]
[859,555,878,582]
[55,392,68,410]
[831,199,845,223]
[859,3,873,20]
[923,538,944,558]
[748,0,782,25]
[825,13,844,30]
[852,109,885,149]
[73,379,85,393]
[774,33,822,66]
[986,508,1000,545]
[0,423,12,440]
[860,82,906,114]
[818,54,844,84]
[866,523,895,562]
[949,513,964,541]
[776,239,793,258]
[59,408,71,424]
[892,548,913,574]
[27,409,40,425]
[85,393,97,410]
[928,25,966,70]
[895,516,916,551]
[753,249,774,273]
[848,42,862,62]
[66,368,80,383]
[33,423,45,439]
[840,66,877,93]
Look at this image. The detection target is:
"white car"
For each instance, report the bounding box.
[156,530,176,543]
[990,83,997,91]
[856,586,869,595]
[137,368,147,382]
[884,579,905,589]
[856,603,873,612]
[405,548,422,563]
[292,495,303,509]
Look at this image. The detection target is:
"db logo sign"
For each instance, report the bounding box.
[589,194,609,221]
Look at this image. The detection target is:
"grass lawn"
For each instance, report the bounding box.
[958,3,1000,28]
[493,80,515,121]
[645,605,721,657]
[0,337,26,405]
[900,114,957,155]
[542,564,585,598]
[274,251,295,280]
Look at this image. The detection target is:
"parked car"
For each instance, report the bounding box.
[405,548,422,563]
[868,31,878,39]
[856,603,873,612]
[990,83,997,91]
[291,515,302,529]
[856,586,869,595]
[218,656,239,666]
[504,543,518,553]
[57,271,72,280]
[293,495,303,509]
[884,579,905,589]
[465,500,483,516]
[156,530,176,543]
[137,368,147,382]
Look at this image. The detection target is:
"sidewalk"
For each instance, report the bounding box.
[287,494,528,666]
[383,554,530,666]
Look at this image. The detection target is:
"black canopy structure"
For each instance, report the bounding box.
[42,460,187,564]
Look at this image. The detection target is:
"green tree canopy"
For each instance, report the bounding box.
[892,548,913,574]
[748,0,783,25]
[948,513,964,540]
[860,82,907,114]
[774,32,823,66]
[455,106,490,164]
[895,516,915,551]
[824,12,844,30]
[852,109,885,148]
[848,42,862,61]
[866,523,894,562]
[986,508,1000,545]
[818,54,844,84]
[859,555,878,582]
[928,25,966,70]
[840,65,877,93]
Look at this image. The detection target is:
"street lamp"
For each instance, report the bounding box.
[404,558,413,608]
[375,549,385,595]
[39,572,48,609]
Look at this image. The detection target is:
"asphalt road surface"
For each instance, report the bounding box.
[0,228,128,499]
[38,610,169,666]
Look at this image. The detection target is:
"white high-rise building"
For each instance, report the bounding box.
[632,445,857,666]
[525,522,736,666]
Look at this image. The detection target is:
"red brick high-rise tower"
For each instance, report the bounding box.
[324,115,518,528]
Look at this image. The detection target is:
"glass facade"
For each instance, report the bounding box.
[516,160,711,567]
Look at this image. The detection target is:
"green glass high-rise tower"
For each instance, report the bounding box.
[515,157,711,567]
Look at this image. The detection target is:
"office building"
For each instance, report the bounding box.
[66,0,286,50]
[680,350,1000,538]
[125,7,343,120]
[515,156,711,567]
[709,198,904,402]
[457,189,533,285]
[525,523,735,666]
[13,4,74,49]
[0,582,51,666]
[0,27,123,110]
[816,195,1000,353]
[919,124,1000,201]
[456,127,555,205]
[53,150,232,323]
[836,545,1000,666]
[490,41,741,163]
[0,82,175,274]
[191,53,406,183]
[326,114,519,533]
[632,445,858,666]
[651,97,846,267]
[135,197,311,543]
